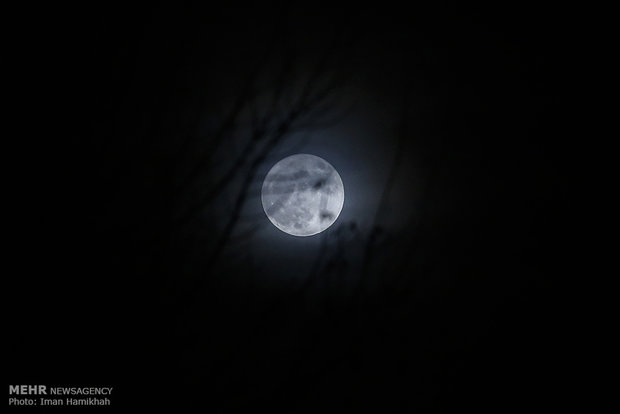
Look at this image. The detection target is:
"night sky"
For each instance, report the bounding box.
[10,1,579,411]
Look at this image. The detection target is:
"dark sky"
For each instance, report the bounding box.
[10,1,581,412]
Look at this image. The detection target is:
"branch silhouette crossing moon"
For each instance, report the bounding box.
[261,154,344,236]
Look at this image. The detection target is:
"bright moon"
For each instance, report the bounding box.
[261,154,344,236]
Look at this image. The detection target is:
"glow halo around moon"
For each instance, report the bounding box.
[261,154,344,236]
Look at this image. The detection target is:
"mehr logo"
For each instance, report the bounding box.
[9,386,47,395]
[9,385,113,406]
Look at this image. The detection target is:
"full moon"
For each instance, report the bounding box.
[261,154,345,236]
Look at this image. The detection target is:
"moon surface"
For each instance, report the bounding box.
[261,154,344,236]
